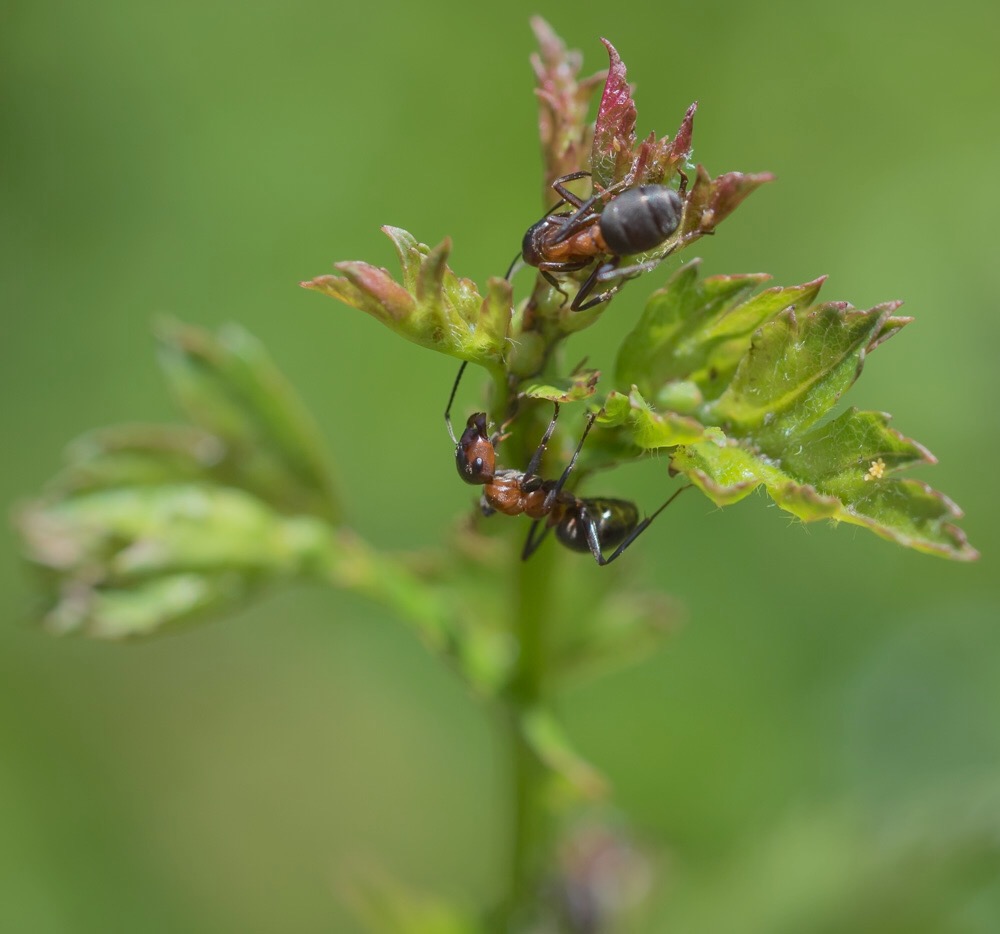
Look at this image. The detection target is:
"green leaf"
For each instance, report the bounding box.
[302,227,511,374]
[553,589,681,687]
[598,387,705,449]
[783,407,936,480]
[671,428,977,559]
[697,276,828,396]
[707,301,900,447]
[321,530,515,697]
[521,368,600,403]
[521,707,609,802]
[615,260,770,396]
[17,484,336,638]
[155,319,340,522]
[606,265,975,559]
[339,866,482,934]
[51,424,225,495]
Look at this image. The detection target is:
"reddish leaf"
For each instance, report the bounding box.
[590,38,637,189]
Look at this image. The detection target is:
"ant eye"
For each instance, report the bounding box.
[474,457,484,472]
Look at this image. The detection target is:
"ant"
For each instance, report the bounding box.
[444,362,687,565]
[509,171,687,311]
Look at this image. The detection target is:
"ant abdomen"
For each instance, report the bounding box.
[600,186,683,256]
[556,498,639,553]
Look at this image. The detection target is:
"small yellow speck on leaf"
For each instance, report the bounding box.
[864,457,886,481]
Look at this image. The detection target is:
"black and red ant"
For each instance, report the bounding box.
[445,363,687,565]
[509,171,687,311]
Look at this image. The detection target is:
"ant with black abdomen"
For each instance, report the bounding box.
[445,362,687,565]
[507,170,692,311]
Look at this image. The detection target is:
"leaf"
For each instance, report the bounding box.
[615,260,770,397]
[598,388,705,450]
[671,429,977,560]
[324,530,515,697]
[529,17,607,202]
[155,319,340,522]
[678,165,775,242]
[521,368,600,403]
[521,707,609,802]
[339,864,482,934]
[590,38,636,190]
[604,265,976,559]
[303,226,510,374]
[553,589,682,687]
[707,302,900,447]
[51,424,225,495]
[697,276,828,396]
[17,484,336,639]
[589,37,702,196]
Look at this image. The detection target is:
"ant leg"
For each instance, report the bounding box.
[537,261,591,308]
[599,256,663,282]
[541,410,599,513]
[571,258,622,311]
[444,361,468,444]
[550,175,639,246]
[599,241,681,284]
[588,485,691,566]
[550,171,592,208]
[548,205,601,246]
[539,269,570,306]
[523,403,560,478]
[521,519,554,561]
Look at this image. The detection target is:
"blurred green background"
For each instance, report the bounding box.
[3,0,999,930]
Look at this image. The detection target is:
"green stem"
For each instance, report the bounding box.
[499,538,556,930]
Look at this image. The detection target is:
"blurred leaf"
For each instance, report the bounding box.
[155,319,340,522]
[552,589,681,687]
[16,476,521,670]
[51,424,225,494]
[521,707,609,802]
[17,484,335,639]
[529,16,606,202]
[324,530,516,696]
[339,863,482,934]
[302,227,511,376]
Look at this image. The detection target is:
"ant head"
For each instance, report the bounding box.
[455,412,495,485]
[521,219,551,267]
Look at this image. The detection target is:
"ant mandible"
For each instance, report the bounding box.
[509,170,687,311]
[444,362,687,565]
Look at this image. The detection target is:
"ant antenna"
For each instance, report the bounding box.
[444,361,468,444]
[504,252,523,281]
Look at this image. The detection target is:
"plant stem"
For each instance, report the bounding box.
[499,539,556,930]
